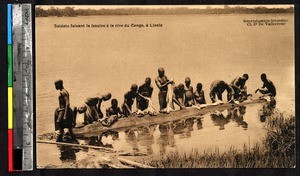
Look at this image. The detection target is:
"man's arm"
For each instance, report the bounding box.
[173,97,185,109]
[117,107,124,117]
[149,87,153,98]
[202,91,206,104]
[232,79,242,92]
[155,78,171,89]
[255,83,266,93]
[97,98,102,113]
[62,92,70,120]
[191,87,196,105]
[106,108,110,117]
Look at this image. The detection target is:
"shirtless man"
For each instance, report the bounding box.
[230,74,249,100]
[137,77,153,111]
[209,80,234,103]
[172,84,185,109]
[255,73,276,97]
[78,93,111,125]
[54,80,75,142]
[184,77,194,107]
[101,99,123,126]
[122,84,138,117]
[155,67,173,110]
[194,83,206,105]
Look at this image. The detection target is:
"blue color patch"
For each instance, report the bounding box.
[7,4,12,44]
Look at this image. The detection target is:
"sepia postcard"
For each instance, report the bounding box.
[35,5,295,168]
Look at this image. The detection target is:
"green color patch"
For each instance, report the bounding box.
[8,45,13,87]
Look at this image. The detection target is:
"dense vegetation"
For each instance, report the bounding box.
[36,6,294,17]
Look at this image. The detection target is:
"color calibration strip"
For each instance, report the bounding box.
[8,4,33,171]
[7,4,13,172]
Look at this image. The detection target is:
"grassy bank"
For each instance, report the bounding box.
[140,112,295,168]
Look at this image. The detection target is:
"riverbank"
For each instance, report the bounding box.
[138,111,295,168]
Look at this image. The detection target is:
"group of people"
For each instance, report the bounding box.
[53,67,276,142]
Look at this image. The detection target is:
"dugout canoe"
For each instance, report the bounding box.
[73,98,268,138]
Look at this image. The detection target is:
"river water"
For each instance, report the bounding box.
[36,13,294,168]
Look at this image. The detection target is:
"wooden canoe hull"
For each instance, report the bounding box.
[73,98,267,138]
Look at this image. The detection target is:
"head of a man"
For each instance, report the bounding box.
[111,99,118,108]
[130,84,138,93]
[158,67,165,77]
[197,83,203,91]
[178,83,184,92]
[103,93,112,101]
[242,74,249,81]
[261,73,267,82]
[54,79,63,90]
[145,77,151,86]
[185,77,191,86]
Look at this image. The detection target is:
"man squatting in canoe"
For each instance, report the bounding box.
[209,80,234,103]
[54,79,76,142]
[122,84,138,117]
[77,93,111,125]
[100,98,123,126]
[255,73,276,97]
[155,67,174,111]
[230,74,249,101]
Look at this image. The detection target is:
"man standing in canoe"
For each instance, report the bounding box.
[54,79,75,142]
[255,73,276,97]
[122,84,138,117]
[230,74,249,100]
[137,77,153,111]
[184,77,195,107]
[209,80,234,103]
[155,67,173,111]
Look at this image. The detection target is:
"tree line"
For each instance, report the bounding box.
[36,6,294,17]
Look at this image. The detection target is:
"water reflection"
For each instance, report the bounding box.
[171,118,195,139]
[81,104,271,157]
[196,116,203,130]
[230,106,248,129]
[259,99,276,122]
[87,131,118,148]
[125,129,139,154]
[136,125,156,155]
[210,107,249,130]
[157,123,175,155]
[57,145,80,163]
[210,110,231,130]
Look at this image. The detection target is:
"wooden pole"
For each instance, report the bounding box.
[36,140,115,152]
[117,157,155,168]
